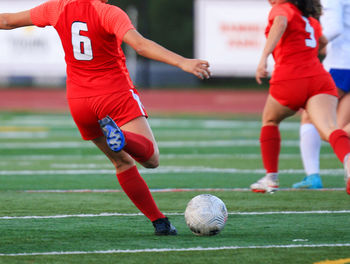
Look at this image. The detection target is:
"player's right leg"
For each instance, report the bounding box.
[98,115,125,152]
[119,116,160,169]
[98,115,158,168]
[251,95,295,193]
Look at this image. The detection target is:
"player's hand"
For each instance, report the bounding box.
[179,59,211,80]
[256,57,268,85]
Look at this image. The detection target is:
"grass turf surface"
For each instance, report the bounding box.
[0,112,349,263]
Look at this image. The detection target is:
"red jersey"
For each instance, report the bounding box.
[30,0,135,99]
[266,3,327,82]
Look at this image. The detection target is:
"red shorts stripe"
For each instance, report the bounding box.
[68,88,148,140]
[270,74,338,111]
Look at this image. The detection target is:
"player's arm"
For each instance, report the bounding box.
[256,16,287,84]
[318,35,328,55]
[123,29,210,80]
[0,10,33,29]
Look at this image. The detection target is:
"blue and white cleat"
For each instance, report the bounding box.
[292,174,323,189]
[98,115,125,152]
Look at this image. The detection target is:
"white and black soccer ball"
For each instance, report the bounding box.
[184,194,228,236]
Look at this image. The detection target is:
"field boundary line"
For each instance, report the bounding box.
[1,243,350,256]
[22,187,346,193]
[2,210,350,220]
[0,139,316,149]
[0,167,345,175]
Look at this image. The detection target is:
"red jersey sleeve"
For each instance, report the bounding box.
[269,3,295,23]
[30,0,60,27]
[94,3,135,42]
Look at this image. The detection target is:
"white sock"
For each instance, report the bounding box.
[266,173,278,181]
[300,124,321,175]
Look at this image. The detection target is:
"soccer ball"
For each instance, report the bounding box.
[184,194,228,236]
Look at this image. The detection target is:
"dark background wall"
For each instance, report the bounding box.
[109,0,194,58]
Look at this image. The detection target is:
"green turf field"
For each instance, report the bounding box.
[0,112,349,264]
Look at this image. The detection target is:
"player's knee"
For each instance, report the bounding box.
[141,149,160,168]
[142,155,159,168]
[321,126,338,142]
[320,133,329,141]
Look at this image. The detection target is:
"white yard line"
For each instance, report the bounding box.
[1,243,350,256]
[0,153,336,161]
[2,210,350,220]
[0,167,344,175]
[22,187,345,193]
[0,139,309,149]
[0,117,298,129]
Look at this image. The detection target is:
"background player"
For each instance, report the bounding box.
[0,0,210,235]
[250,0,350,195]
[294,0,350,189]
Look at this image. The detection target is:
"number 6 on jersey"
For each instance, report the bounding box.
[71,22,93,61]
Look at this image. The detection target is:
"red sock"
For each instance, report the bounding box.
[122,131,154,163]
[260,125,280,173]
[117,166,165,222]
[329,129,350,163]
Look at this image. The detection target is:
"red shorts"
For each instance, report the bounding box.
[270,74,338,111]
[68,88,148,140]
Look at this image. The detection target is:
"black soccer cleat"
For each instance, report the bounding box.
[152,217,177,236]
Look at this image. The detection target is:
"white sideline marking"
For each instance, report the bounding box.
[1,118,294,129]
[2,210,350,220]
[0,167,344,176]
[0,139,307,149]
[0,213,144,220]
[0,132,49,139]
[23,187,345,193]
[0,153,337,161]
[1,244,350,256]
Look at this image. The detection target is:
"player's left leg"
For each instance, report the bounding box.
[337,92,350,135]
[306,94,350,194]
[92,136,177,235]
[335,92,350,194]
[251,95,295,193]
[331,69,350,135]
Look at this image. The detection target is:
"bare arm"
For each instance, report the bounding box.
[318,35,328,55]
[256,16,287,84]
[123,29,210,80]
[0,10,33,30]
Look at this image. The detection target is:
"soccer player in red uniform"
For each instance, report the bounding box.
[0,0,211,235]
[294,0,350,189]
[250,0,350,194]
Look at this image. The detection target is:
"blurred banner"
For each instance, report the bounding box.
[195,0,274,77]
[0,1,65,80]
